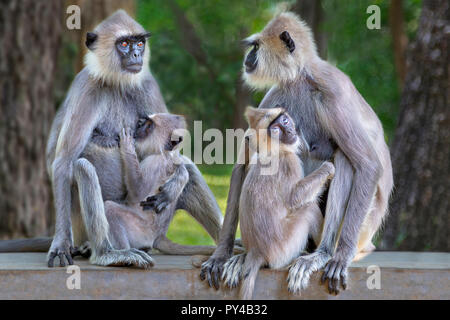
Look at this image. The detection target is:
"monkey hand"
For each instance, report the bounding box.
[200,255,229,290]
[119,127,135,152]
[287,249,331,294]
[320,161,335,180]
[47,237,75,268]
[140,187,170,214]
[320,252,351,295]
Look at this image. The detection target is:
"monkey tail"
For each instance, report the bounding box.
[0,237,52,252]
[154,236,217,255]
[239,252,265,300]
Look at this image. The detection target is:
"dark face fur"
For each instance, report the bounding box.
[135,115,184,151]
[115,33,151,73]
[268,112,297,145]
[85,31,151,74]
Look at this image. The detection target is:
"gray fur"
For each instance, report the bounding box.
[201,12,393,295]
[219,108,332,300]
[18,11,223,267]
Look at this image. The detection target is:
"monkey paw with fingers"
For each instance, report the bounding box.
[321,257,349,295]
[47,238,75,268]
[287,250,331,294]
[71,241,92,258]
[140,186,170,213]
[92,248,154,269]
[119,127,135,151]
[200,255,229,290]
[221,253,246,289]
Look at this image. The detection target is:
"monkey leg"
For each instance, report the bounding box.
[176,161,223,242]
[357,156,392,253]
[321,154,389,294]
[287,150,352,294]
[73,158,154,269]
[200,162,246,289]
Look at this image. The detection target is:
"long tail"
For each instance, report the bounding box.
[240,253,265,300]
[154,236,217,255]
[0,237,52,252]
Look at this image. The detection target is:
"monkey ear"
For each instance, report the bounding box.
[86,32,98,50]
[279,31,295,53]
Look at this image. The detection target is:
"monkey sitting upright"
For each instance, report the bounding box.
[221,107,334,299]
[85,113,218,267]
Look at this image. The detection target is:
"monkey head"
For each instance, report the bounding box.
[134,113,187,156]
[84,10,151,87]
[242,12,317,89]
[244,106,302,155]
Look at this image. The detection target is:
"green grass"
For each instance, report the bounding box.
[166,164,241,245]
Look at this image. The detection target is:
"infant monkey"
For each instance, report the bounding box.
[96,113,215,266]
[222,107,335,299]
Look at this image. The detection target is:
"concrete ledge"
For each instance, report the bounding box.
[0,252,448,299]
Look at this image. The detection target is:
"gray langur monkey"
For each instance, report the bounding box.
[0,10,223,267]
[88,113,218,267]
[220,107,334,300]
[201,12,393,294]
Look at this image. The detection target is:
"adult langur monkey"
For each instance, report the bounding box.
[200,12,393,294]
[0,10,223,267]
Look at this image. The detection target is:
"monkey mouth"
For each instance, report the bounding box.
[125,63,143,73]
[245,64,257,73]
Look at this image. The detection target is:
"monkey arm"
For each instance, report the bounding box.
[200,138,249,289]
[119,129,145,204]
[290,161,334,209]
[159,163,189,202]
[141,163,189,213]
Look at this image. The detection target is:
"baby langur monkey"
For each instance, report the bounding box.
[221,107,334,299]
[96,113,216,266]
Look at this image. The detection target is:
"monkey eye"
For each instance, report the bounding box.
[137,42,144,47]
[121,41,128,47]
[281,115,290,125]
[254,43,259,50]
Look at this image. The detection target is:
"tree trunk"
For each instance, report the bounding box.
[381,0,449,251]
[0,0,63,238]
[291,0,327,59]
[389,0,408,90]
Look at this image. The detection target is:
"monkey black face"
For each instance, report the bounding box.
[115,33,151,73]
[244,41,259,73]
[134,116,154,140]
[268,112,297,145]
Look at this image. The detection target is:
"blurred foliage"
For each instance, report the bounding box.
[137,0,278,130]
[137,0,421,140]
[322,0,422,140]
[166,164,241,245]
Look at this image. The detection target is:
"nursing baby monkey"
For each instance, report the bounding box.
[221,107,334,299]
[79,113,217,267]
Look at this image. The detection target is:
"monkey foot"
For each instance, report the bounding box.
[72,241,92,258]
[221,253,246,289]
[47,239,74,268]
[200,255,229,290]
[287,250,331,294]
[321,258,349,295]
[92,248,155,269]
